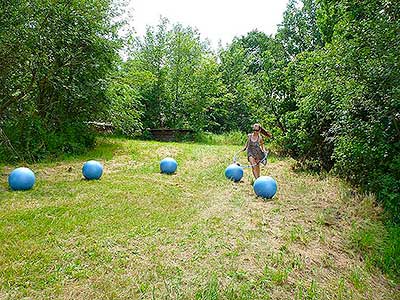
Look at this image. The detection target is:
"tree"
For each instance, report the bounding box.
[0,0,121,161]
[131,17,169,128]
[126,18,225,131]
[218,36,259,132]
[164,23,206,128]
[276,0,324,59]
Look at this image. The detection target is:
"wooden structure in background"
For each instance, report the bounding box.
[87,122,114,134]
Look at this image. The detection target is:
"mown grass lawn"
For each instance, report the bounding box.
[0,137,398,299]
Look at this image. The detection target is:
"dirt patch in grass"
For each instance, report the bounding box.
[155,145,181,159]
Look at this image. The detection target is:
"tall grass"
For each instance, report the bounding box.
[194,131,247,146]
[350,220,400,283]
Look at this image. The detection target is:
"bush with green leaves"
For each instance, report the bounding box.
[328,0,400,220]
[0,0,121,162]
[280,0,400,220]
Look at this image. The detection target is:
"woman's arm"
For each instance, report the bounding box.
[242,139,248,151]
[242,135,249,151]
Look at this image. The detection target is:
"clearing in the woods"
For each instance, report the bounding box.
[0,137,398,299]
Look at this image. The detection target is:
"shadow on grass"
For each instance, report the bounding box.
[0,137,121,191]
[290,160,332,180]
[52,137,121,163]
[20,137,122,168]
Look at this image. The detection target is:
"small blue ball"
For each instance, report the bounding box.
[160,157,178,174]
[225,164,244,182]
[253,176,277,199]
[82,160,103,180]
[8,167,36,191]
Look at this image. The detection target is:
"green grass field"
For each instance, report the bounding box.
[0,137,398,299]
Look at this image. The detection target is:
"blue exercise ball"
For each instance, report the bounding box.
[82,160,103,180]
[225,164,244,182]
[253,176,277,199]
[8,167,36,191]
[160,157,178,174]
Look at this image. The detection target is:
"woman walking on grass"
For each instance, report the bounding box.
[242,123,272,179]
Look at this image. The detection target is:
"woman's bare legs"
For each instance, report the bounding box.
[249,157,260,179]
[254,164,260,178]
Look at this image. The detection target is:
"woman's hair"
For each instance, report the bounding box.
[253,123,272,138]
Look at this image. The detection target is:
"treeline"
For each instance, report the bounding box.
[108,18,227,133]
[1,0,398,221]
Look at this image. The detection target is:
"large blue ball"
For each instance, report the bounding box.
[160,157,178,174]
[82,160,103,180]
[8,167,36,191]
[225,164,244,182]
[253,176,277,199]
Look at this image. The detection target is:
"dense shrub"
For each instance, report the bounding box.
[0,0,121,162]
[277,0,400,221]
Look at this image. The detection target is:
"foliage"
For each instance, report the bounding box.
[280,0,400,221]
[0,0,121,162]
[105,68,144,137]
[218,40,257,132]
[282,48,341,171]
[276,0,324,58]
[218,30,292,133]
[126,18,225,131]
[328,0,400,221]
